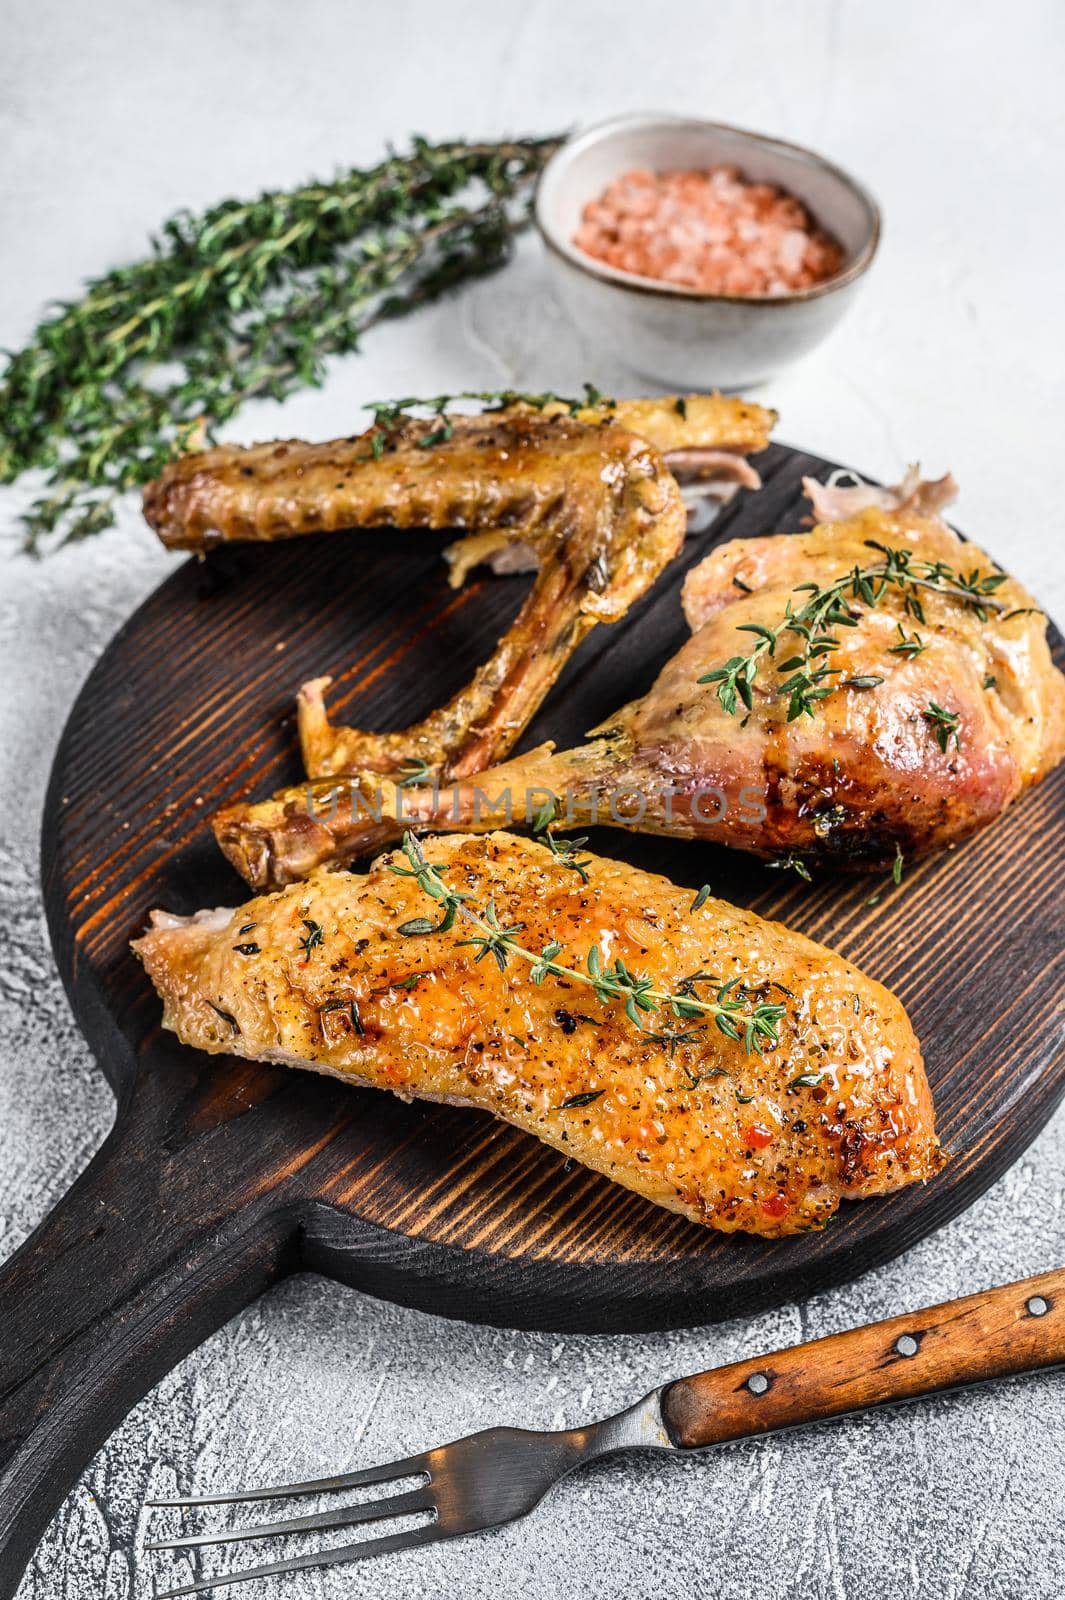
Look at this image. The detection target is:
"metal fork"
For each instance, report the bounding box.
[145,1266,1064,1597]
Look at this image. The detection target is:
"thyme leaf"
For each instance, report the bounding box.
[531,800,591,883]
[397,756,433,788]
[767,854,813,882]
[924,701,962,752]
[320,997,364,1035]
[207,1001,240,1036]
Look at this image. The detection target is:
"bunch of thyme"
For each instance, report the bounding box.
[700,538,1014,741]
[386,833,787,1059]
[1,135,561,552]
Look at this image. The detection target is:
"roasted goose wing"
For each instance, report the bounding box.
[147,410,682,781]
[145,396,774,781]
[216,478,1065,886]
[133,831,942,1238]
[144,393,773,551]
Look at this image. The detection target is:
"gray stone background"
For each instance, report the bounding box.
[2,2,1063,1595]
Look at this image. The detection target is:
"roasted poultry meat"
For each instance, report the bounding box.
[216,475,1065,886]
[145,394,774,780]
[133,831,942,1237]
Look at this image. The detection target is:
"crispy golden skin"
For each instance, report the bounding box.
[133,832,942,1238]
[217,493,1065,887]
[143,395,774,552]
[144,398,773,783]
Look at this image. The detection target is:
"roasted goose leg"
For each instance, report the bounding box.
[216,478,1065,887]
[133,831,942,1238]
[144,396,774,781]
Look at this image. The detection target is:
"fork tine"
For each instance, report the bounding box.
[145,1452,430,1508]
[146,1484,434,1551]
[154,1521,444,1598]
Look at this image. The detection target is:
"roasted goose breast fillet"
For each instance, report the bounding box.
[133,832,942,1238]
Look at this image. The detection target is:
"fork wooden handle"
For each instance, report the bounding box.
[661,1266,1065,1449]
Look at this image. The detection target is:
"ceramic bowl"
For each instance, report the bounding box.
[535,113,880,389]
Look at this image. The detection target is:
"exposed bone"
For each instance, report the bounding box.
[443,448,766,581]
[802,465,959,524]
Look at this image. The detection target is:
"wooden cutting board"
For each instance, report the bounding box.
[1,442,1062,1593]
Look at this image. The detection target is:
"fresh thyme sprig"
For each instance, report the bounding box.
[923,701,962,752]
[1,135,561,552]
[387,833,787,1057]
[767,854,813,882]
[367,381,613,430]
[397,756,434,788]
[531,799,592,883]
[888,624,927,659]
[700,540,1009,723]
[364,382,614,454]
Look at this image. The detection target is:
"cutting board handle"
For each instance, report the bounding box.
[0,1071,296,1599]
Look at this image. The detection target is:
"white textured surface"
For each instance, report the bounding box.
[2,2,1064,1596]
